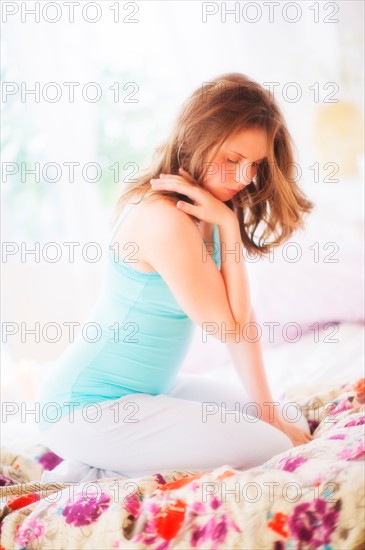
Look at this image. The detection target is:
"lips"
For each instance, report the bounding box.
[225,188,239,197]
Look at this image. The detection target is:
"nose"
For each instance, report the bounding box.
[233,162,257,189]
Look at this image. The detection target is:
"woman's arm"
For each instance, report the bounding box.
[226,308,314,445]
[225,307,283,426]
[217,214,252,333]
[147,172,253,341]
[217,216,278,422]
[217,220,284,426]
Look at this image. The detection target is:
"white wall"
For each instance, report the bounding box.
[2,0,364,400]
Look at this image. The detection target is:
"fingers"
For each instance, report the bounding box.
[159,173,181,180]
[176,201,196,215]
[303,431,313,442]
[290,425,314,446]
[150,173,201,202]
[302,434,314,445]
[178,167,195,183]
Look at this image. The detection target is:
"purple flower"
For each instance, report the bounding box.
[288,498,340,547]
[62,491,110,526]
[0,473,14,486]
[345,416,365,427]
[308,418,320,433]
[190,514,236,548]
[210,496,221,510]
[279,456,308,472]
[125,492,141,517]
[327,433,346,440]
[191,523,208,547]
[154,473,166,485]
[38,451,64,471]
[212,518,228,544]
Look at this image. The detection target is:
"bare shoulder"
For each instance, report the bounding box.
[141,193,198,228]
[135,193,203,248]
[113,192,201,271]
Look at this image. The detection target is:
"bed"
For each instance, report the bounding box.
[1,321,364,550]
[2,179,364,548]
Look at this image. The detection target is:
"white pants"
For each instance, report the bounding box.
[40,373,310,481]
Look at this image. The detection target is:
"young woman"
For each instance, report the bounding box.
[38,73,314,479]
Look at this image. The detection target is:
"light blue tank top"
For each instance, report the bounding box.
[37,193,221,431]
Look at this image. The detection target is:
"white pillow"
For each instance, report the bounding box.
[246,180,364,347]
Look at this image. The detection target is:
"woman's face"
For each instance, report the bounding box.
[201,127,268,202]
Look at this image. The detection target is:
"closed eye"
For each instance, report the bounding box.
[227,158,263,167]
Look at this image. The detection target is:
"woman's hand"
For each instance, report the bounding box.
[276,418,314,447]
[150,167,235,226]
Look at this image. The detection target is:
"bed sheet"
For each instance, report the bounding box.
[1,322,364,549]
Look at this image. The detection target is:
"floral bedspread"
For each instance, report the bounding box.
[1,378,364,550]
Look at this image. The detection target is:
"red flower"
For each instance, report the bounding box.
[268,512,289,538]
[155,499,186,540]
[157,474,203,492]
[7,493,40,511]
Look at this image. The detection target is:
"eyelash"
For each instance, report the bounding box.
[227,159,261,167]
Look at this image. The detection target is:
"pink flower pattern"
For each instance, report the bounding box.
[3,377,365,549]
[14,518,45,546]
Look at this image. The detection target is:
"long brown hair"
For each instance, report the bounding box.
[112,72,314,257]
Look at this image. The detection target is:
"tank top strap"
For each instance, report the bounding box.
[212,224,221,269]
[212,224,217,244]
[109,191,155,247]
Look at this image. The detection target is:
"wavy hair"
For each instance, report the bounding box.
[112,72,314,257]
